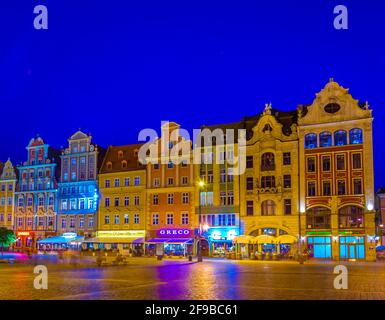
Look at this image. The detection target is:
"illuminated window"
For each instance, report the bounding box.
[124,197,129,206]
[334,130,347,146]
[152,213,159,225]
[319,131,332,147]
[181,212,189,225]
[166,213,174,225]
[167,193,174,204]
[350,128,363,144]
[124,214,129,224]
[305,133,317,148]
[114,214,119,224]
[114,178,120,187]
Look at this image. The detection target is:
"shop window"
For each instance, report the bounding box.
[334,130,347,146]
[261,153,275,171]
[307,236,332,258]
[319,131,332,147]
[305,133,317,149]
[339,236,365,259]
[350,128,363,144]
[261,200,276,216]
[339,206,364,228]
[306,207,331,229]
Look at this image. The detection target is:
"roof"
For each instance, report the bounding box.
[100,143,146,174]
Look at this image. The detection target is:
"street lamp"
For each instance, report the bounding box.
[197,180,206,262]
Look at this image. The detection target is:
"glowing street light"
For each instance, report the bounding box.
[197,180,206,262]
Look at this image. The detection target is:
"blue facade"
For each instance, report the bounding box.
[14,136,60,249]
[57,131,102,238]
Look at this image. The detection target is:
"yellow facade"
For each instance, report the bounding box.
[0,159,16,230]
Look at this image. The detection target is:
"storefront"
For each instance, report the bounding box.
[83,230,145,256]
[204,227,238,257]
[145,228,194,257]
[339,236,365,260]
[307,236,332,259]
[37,233,84,252]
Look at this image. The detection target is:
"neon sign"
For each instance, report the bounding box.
[157,228,192,238]
[17,231,30,236]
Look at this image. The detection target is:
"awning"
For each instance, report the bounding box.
[276,235,297,244]
[82,237,143,244]
[253,235,276,244]
[146,238,193,244]
[233,235,255,244]
[37,236,84,244]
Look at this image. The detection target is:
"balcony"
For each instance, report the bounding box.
[256,187,281,194]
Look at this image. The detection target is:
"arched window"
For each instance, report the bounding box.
[339,206,364,228]
[305,133,317,148]
[261,153,275,171]
[319,132,332,147]
[121,160,127,169]
[261,200,276,216]
[106,162,112,170]
[334,130,347,146]
[350,128,363,144]
[306,207,331,229]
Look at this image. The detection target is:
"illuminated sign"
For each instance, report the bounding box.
[62,232,77,238]
[17,232,30,236]
[157,228,192,238]
[207,228,238,241]
[96,230,145,238]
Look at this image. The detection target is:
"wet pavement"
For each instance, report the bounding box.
[0,255,385,300]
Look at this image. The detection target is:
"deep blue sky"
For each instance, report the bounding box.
[0,1,384,188]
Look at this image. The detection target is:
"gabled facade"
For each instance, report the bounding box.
[0,159,17,230]
[57,131,104,238]
[14,136,60,250]
[239,104,300,256]
[95,144,146,254]
[298,79,375,261]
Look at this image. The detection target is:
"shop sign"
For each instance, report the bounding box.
[62,232,77,238]
[157,228,192,238]
[17,232,30,236]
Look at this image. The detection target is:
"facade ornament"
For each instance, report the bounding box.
[263,103,272,115]
[364,101,370,110]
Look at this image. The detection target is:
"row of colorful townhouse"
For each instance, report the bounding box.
[0,80,378,261]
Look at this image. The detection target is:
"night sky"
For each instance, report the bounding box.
[0,1,384,188]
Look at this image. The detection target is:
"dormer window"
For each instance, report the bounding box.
[106,162,112,170]
[118,151,123,159]
[121,160,127,169]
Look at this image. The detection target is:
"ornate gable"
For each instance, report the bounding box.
[298,79,372,126]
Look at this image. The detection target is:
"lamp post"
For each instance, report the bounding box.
[197,180,205,262]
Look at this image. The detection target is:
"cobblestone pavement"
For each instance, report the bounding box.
[1,256,385,300]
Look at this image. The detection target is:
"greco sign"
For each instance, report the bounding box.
[157,228,192,238]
